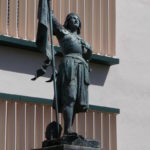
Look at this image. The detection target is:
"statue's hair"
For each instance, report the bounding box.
[64,13,81,35]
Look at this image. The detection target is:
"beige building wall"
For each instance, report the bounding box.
[0,46,54,98]
[89,0,150,150]
[0,0,116,56]
[1,0,150,150]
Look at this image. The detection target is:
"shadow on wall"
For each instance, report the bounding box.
[0,46,109,86]
[90,63,109,86]
[0,46,54,78]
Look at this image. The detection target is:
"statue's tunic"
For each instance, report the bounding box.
[52,16,92,113]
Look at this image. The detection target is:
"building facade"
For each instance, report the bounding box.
[1,0,149,150]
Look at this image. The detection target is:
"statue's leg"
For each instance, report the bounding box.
[63,103,75,135]
[63,83,77,135]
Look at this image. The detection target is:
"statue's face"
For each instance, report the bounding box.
[68,15,80,32]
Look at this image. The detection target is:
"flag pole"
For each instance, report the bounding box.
[48,0,59,137]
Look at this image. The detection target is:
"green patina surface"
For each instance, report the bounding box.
[0,92,120,114]
[0,35,119,65]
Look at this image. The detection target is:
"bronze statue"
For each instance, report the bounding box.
[52,12,92,135]
[33,0,101,149]
[35,0,92,137]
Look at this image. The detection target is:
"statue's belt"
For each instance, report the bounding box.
[65,54,88,68]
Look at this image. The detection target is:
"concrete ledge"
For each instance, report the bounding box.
[0,35,119,66]
[0,92,120,114]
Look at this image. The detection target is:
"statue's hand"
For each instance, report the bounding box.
[82,47,87,54]
[81,40,91,51]
[81,40,92,61]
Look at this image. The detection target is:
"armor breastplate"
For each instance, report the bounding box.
[58,31,83,55]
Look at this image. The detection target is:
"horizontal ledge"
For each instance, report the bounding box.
[0,35,119,65]
[0,92,120,114]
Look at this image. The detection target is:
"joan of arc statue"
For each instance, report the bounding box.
[36,0,92,137]
[52,11,92,135]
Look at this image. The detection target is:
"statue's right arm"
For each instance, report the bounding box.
[52,14,65,40]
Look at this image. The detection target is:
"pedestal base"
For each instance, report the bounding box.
[33,144,100,150]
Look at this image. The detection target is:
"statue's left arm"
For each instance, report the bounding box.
[81,40,92,61]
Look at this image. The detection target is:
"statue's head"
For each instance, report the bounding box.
[64,13,81,34]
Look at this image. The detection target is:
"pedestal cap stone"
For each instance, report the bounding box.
[33,144,101,150]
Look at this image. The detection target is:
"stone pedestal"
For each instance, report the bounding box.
[33,144,100,150]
